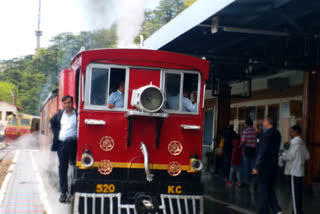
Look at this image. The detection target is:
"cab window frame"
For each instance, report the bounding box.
[161,69,201,115]
[20,118,31,126]
[84,63,129,111]
[8,117,18,125]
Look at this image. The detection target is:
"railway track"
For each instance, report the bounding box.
[0,144,14,162]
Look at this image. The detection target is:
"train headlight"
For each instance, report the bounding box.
[190,155,203,172]
[81,149,94,168]
[131,85,164,113]
[191,159,203,171]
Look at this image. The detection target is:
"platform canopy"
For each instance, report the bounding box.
[145,0,320,81]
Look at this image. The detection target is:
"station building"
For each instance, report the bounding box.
[0,101,18,136]
[145,0,320,186]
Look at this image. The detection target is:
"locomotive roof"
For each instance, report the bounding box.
[71,48,210,80]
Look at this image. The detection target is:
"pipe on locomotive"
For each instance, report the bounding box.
[140,142,154,182]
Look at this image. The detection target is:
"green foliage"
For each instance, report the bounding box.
[0,26,117,115]
[0,81,16,104]
[184,0,197,7]
[136,0,196,42]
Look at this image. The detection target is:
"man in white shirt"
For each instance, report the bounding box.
[282,125,309,214]
[50,95,77,203]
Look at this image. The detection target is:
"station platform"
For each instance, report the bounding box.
[0,151,44,214]
[202,170,320,214]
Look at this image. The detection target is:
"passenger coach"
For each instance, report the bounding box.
[41,48,210,214]
[5,113,40,141]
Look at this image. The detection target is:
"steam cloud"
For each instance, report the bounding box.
[80,0,148,47]
[116,0,148,46]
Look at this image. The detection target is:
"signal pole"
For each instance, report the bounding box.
[35,0,42,52]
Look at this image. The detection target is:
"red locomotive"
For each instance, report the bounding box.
[40,48,209,214]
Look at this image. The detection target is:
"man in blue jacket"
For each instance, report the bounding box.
[50,95,77,203]
[253,115,282,214]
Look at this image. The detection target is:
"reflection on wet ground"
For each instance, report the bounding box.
[202,169,320,213]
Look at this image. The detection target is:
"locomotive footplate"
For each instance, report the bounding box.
[73,169,203,213]
[74,192,203,214]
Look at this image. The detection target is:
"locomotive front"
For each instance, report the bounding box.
[68,49,209,214]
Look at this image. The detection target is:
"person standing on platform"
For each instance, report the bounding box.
[222,126,237,179]
[226,133,242,188]
[282,125,309,214]
[50,95,78,203]
[241,119,257,188]
[253,115,282,214]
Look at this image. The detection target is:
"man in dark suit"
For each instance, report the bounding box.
[253,115,282,214]
[50,95,77,203]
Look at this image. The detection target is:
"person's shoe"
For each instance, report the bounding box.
[66,194,73,203]
[59,193,67,203]
[226,181,233,188]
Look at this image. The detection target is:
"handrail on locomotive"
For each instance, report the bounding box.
[140,142,154,182]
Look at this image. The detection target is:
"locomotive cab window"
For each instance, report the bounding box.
[85,64,127,111]
[163,71,200,114]
[90,67,108,106]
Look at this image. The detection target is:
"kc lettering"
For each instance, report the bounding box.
[168,185,182,194]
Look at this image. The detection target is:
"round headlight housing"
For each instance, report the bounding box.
[131,85,165,113]
[191,159,203,172]
[81,150,94,168]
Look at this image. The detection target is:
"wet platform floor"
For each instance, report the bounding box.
[202,170,320,214]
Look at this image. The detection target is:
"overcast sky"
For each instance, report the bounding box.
[0,0,160,60]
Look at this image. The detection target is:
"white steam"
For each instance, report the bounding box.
[80,0,119,30]
[116,0,148,46]
[80,0,148,47]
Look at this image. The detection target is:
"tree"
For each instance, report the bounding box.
[0,81,16,104]
[0,25,118,115]
[137,0,196,41]
[0,0,194,115]
[184,0,197,7]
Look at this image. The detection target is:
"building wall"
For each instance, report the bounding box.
[230,96,302,143]
[0,101,17,136]
[203,70,304,146]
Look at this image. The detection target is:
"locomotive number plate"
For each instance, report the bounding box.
[96,184,116,193]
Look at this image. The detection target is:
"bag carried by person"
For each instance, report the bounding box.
[215,138,224,157]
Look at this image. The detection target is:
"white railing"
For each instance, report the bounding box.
[74,193,203,214]
[159,194,203,214]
